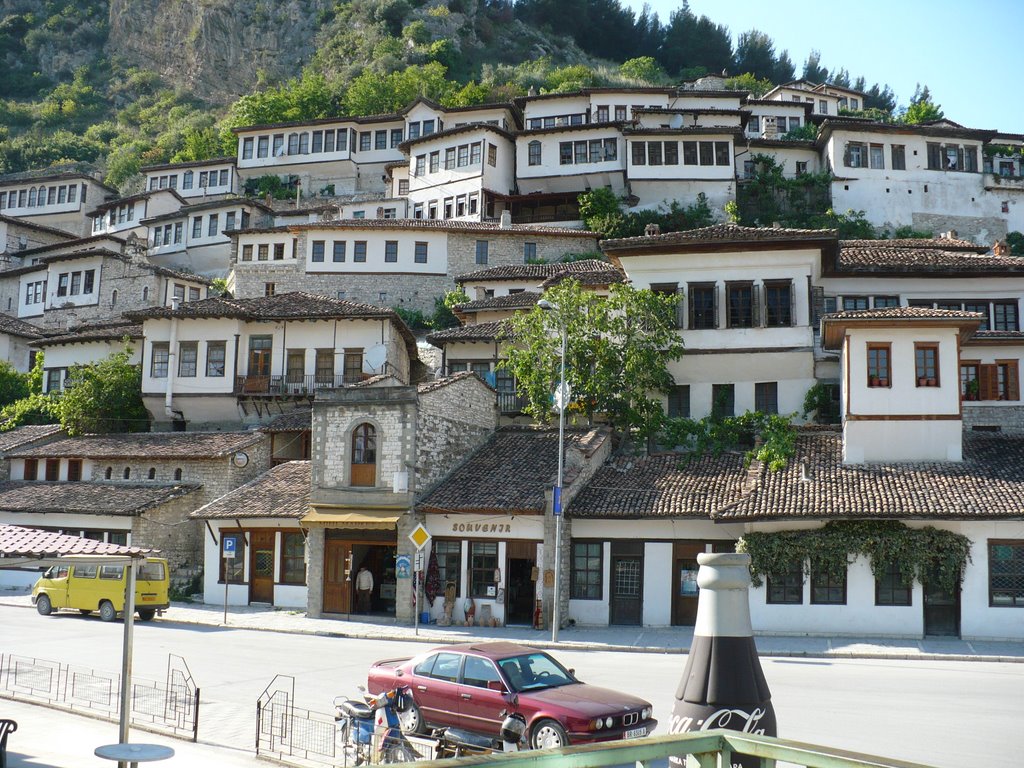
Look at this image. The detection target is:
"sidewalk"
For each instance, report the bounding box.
[3,589,1022,663]
[0,698,262,768]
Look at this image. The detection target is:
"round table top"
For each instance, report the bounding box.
[94,743,175,762]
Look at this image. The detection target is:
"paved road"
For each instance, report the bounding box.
[3,606,1021,767]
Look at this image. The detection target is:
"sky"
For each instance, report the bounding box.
[620,0,1024,134]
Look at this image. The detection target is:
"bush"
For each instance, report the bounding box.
[1007,231,1024,256]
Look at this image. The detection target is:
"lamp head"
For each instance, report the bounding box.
[538,299,556,311]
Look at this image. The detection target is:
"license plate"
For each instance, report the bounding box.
[624,727,647,739]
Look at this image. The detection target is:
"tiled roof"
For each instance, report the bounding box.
[140,156,236,172]
[416,371,492,395]
[286,219,597,238]
[0,314,43,339]
[455,292,541,312]
[426,320,510,344]
[568,451,750,518]
[261,409,312,433]
[835,243,1024,273]
[191,461,310,520]
[417,428,597,514]
[399,123,515,152]
[9,431,263,460]
[0,481,201,517]
[968,330,1024,342]
[840,237,984,252]
[715,431,1024,521]
[0,214,79,240]
[0,524,150,557]
[0,425,64,454]
[455,259,615,283]
[32,322,142,347]
[541,267,625,288]
[601,224,836,250]
[824,306,985,321]
[125,291,403,323]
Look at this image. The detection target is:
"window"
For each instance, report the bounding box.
[67,459,82,481]
[754,382,779,414]
[206,341,226,377]
[714,141,731,166]
[191,217,202,239]
[414,155,426,176]
[414,242,428,264]
[846,142,866,168]
[351,423,376,488]
[264,282,276,297]
[57,273,69,297]
[469,541,498,598]
[867,344,891,387]
[523,242,537,263]
[688,283,717,330]
[914,344,939,386]
[45,369,62,392]
[457,144,469,167]
[151,343,169,378]
[285,349,305,384]
[667,385,690,418]
[631,142,646,166]
[470,142,482,166]
[869,144,885,169]
[179,342,198,377]
[811,561,846,604]
[767,559,803,604]
[330,241,346,263]
[487,144,497,166]
[475,240,488,265]
[891,144,906,170]
[875,561,912,606]
[311,240,325,263]
[614,105,627,120]
[873,296,899,308]
[390,128,403,148]
[596,105,609,122]
[353,241,367,263]
[433,540,461,595]
[24,459,38,480]
[428,151,439,173]
[147,467,156,480]
[385,241,398,263]
[257,136,269,158]
[358,132,371,152]
[989,541,1024,607]
[398,179,409,196]
[241,244,253,262]
[764,281,793,327]
[994,301,1019,331]
[664,141,679,165]
[571,541,602,599]
[711,384,734,419]
[45,459,59,481]
[70,272,82,295]
[287,133,299,155]
[225,211,236,232]
[997,360,1021,401]
[207,214,219,237]
[280,532,306,585]
[727,282,754,328]
[843,296,869,311]
[647,142,663,166]
[699,141,714,166]
[343,349,363,382]
[221,533,246,583]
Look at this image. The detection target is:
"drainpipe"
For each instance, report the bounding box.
[164,297,180,419]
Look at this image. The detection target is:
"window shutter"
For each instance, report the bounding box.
[676,286,685,329]
[843,143,851,167]
[1007,362,1020,401]
[687,289,696,330]
[980,364,1000,401]
[713,284,720,329]
[751,284,761,327]
[790,280,798,326]
[957,146,965,171]
[810,283,825,332]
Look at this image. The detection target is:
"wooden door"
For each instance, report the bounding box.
[249,530,276,604]
[323,539,352,614]
[672,542,703,626]
[923,564,960,637]
[351,423,376,487]
[247,336,273,391]
[505,540,537,625]
[609,555,643,625]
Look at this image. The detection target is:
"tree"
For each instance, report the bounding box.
[802,50,828,83]
[0,361,31,408]
[52,346,150,436]
[903,83,944,124]
[733,29,777,82]
[500,279,684,441]
[724,73,774,98]
[773,50,795,84]
[660,4,732,78]
[619,57,666,84]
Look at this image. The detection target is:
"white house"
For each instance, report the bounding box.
[33,321,142,393]
[89,189,187,239]
[141,157,239,199]
[0,313,43,372]
[0,170,118,237]
[763,79,841,117]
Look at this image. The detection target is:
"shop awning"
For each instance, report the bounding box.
[301,506,402,529]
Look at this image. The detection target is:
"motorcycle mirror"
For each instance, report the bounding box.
[357,685,366,693]
[395,669,404,677]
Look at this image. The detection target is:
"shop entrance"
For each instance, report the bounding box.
[671,540,735,626]
[609,541,644,625]
[923,564,961,637]
[505,540,537,625]
[323,529,398,616]
[249,530,276,604]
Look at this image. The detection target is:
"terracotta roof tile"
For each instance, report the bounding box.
[840,237,984,252]
[33,322,142,347]
[836,244,1023,273]
[824,306,985,321]
[416,370,493,395]
[0,524,151,557]
[286,219,597,238]
[261,409,312,433]
[0,481,201,516]
[455,259,616,283]
[191,462,309,520]
[426,320,510,344]
[0,425,64,453]
[601,224,836,250]
[455,292,541,312]
[10,431,264,459]
[0,313,43,339]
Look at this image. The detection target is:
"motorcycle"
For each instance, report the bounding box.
[334,686,421,765]
[430,711,527,758]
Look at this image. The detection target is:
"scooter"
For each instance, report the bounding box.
[335,686,421,765]
[430,711,527,758]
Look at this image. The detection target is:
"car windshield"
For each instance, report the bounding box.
[497,652,574,692]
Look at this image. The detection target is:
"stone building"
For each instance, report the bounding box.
[0,214,77,261]
[0,313,44,372]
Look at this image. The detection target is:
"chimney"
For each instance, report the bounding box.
[772,221,782,229]
[761,116,778,140]
[941,229,958,240]
[644,223,661,236]
[994,240,1010,256]
[528,86,537,97]
[499,210,512,229]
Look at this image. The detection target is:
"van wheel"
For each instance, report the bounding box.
[36,594,52,616]
[137,609,156,622]
[99,600,117,622]
[79,609,93,616]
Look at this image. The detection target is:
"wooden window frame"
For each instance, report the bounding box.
[875,561,912,606]
[726,281,755,329]
[280,531,306,586]
[866,343,891,388]
[914,343,940,387]
[988,539,1024,607]
[767,559,804,604]
[997,359,1021,401]
[570,540,603,600]
[469,541,498,598]
[433,539,462,597]
[810,561,847,605]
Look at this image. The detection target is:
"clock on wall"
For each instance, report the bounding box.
[231,451,249,468]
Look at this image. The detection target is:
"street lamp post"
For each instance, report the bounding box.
[538,299,567,643]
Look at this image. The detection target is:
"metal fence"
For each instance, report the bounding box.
[0,652,199,741]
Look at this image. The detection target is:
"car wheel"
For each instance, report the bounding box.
[530,719,569,750]
[137,609,156,622]
[397,700,424,734]
[79,609,93,616]
[99,600,117,622]
[36,594,52,616]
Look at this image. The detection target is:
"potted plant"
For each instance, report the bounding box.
[927,377,937,387]
[878,377,889,387]
[918,376,928,386]
[869,375,880,387]
[966,379,980,401]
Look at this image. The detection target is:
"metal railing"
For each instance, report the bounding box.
[0,653,199,741]
[410,730,937,768]
[257,675,337,766]
[234,374,363,396]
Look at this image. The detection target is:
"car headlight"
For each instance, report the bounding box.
[604,716,614,729]
[592,718,603,730]
[642,707,652,720]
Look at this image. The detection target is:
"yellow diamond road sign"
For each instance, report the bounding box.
[409,524,431,551]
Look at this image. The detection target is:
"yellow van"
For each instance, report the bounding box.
[32,557,170,622]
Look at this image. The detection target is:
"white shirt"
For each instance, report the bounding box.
[356,569,373,590]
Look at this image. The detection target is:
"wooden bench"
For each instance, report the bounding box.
[0,719,17,768]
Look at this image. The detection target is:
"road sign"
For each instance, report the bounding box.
[553,486,562,516]
[222,537,237,559]
[408,523,431,551]
[553,381,571,413]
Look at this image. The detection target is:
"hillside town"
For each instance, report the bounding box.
[0,75,1022,652]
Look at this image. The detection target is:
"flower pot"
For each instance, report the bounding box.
[878,378,889,387]
[927,378,937,386]
[918,377,928,386]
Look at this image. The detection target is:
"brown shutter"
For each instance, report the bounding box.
[1005,361,1020,401]
[713,284,720,329]
[790,280,798,326]
[980,364,1000,401]
[843,143,851,167]
[751,284,761,327]
[810,283,825,332]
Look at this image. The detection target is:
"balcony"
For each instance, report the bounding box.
[413,730,938,768]
[233,374,361,396]
[497,390,529,414]
[983,172,1024,192]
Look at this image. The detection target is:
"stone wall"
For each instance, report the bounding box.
[962,405,1024,433]
[447,231,600,278]
[305,527,325,617]
[911,213,1007,245]
[131,492,206,582]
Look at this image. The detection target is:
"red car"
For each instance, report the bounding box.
[367,641,656,750]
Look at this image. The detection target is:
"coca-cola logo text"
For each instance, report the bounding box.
[669,707,768,736]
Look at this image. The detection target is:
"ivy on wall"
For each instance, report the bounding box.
[738,520,972,594]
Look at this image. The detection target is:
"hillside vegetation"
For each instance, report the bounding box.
[0,0,927,192]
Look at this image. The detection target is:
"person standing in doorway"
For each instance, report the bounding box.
[356,565,374,613]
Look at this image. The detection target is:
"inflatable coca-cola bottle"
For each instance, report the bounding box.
[669,552,776,767]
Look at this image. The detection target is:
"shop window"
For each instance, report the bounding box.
[469,541,498,598]
[810,561,846,605]
[988,540,1024,607]
[433,540,462,596]
[281,532,306,585]
[767,559,803,604]
[875,561,912,606]
[570,541,602,600]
